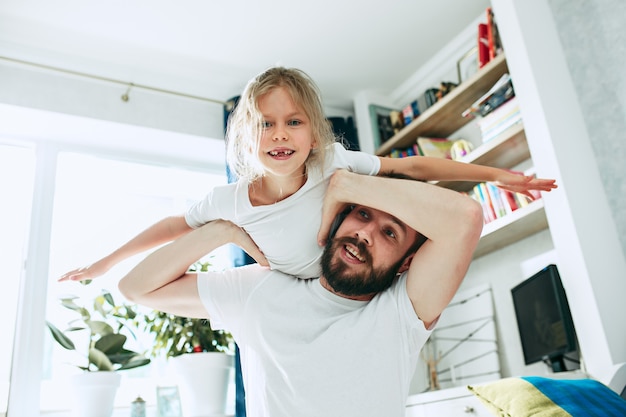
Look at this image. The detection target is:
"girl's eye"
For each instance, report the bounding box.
[262,121,272,129]
[287,119,301,126]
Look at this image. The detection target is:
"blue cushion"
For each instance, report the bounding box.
[467,376,626,417]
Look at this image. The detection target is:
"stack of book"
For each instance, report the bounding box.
[389,137,455,159]
[476,96,522,143]
[465,181,540,224]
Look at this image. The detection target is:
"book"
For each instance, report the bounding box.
[478,23,490,68]
[368,104,398,149]
[476,96,522,142]
[416,137,454,159]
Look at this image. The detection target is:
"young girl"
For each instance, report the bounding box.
[60,67,556,281]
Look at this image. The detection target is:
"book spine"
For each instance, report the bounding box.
[478,23,490,68]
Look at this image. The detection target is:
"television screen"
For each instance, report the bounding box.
[511,264,577,372]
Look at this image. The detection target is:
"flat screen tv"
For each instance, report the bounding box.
[511,264,578,372]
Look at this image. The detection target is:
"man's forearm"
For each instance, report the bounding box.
[118,220,235,303]
[327,170,480,242]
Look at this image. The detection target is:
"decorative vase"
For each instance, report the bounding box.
[170,352,234,416]
[69,371,122,417]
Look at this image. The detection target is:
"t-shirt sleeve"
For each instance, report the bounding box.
[196,264,269,337]
[185,183,237,228]
[332,142,381,175]
[393,273,434,351]
[185,188,216,229]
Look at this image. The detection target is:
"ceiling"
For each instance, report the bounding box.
[0,0,490,110]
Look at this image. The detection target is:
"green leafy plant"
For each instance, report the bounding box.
[140,261,234,359]
[46,290,151,372]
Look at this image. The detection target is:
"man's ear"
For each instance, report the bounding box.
[397,253,415,274]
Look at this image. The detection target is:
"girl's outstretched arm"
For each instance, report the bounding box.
[58,215,193,282]
[378,155,557,197]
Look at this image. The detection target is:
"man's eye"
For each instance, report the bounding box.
[288,119,301,126]
[358,210,369,219]
[385,229,397,239]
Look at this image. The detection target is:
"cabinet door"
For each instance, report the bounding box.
[422,395,491,416]
[405,403,426,417]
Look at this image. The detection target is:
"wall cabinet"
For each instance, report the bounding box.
[405,386,491,417]
[374,54,548,259]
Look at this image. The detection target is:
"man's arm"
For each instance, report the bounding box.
[118,220,267,318]
[319,170,483,328]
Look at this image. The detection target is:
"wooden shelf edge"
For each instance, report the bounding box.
[375,54,508,156]
[473,199,548,259]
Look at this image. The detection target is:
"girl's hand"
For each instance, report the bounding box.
[58,259,111,282]
[494,171,557,198]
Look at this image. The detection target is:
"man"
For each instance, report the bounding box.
[119,169,483,417]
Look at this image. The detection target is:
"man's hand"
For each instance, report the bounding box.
[317,170,354,247]
[228,222,269,267]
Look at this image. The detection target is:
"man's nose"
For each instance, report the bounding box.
[355,227,373,246]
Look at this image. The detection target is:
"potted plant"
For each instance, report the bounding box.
[46,289,150,417]
[139,261,235,417]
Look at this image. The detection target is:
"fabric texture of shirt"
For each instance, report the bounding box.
[185,142,380,278]
[197,264,432,417]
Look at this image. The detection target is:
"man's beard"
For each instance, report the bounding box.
[320,236,405,297]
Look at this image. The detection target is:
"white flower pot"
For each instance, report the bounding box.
[69,371,122,417]
[170,352,234,417]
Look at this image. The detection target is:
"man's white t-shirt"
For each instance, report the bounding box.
[185,142,380,278]
[197,264,432,417]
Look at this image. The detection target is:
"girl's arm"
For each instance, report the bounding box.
[58,215,193,282]
[378,155,557,197]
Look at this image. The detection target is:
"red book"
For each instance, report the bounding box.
[478,23,490,68]
[486,8,496,61]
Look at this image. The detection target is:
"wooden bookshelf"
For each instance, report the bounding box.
[370,52,550,259]
[473,199,548,259]
[375,54,509,156]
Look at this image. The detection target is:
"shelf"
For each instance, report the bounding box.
[473,198,548,259]
[436,123,529,192]
[376,54,509,156]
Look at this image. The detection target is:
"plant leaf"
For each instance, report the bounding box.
[118,356,151,371]
[87,320,114,336]
[95,333,126,354]
[45,321,75,350]
[89,348,113,371]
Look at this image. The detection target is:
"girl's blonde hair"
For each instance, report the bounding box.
[225,67,336,182]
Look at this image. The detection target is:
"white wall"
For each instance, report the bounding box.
[493,0,626,375]
[0,60,225,140]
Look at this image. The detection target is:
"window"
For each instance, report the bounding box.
[0,144,36,414]
[42,152,227,410]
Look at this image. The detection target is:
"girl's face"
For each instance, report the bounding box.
[256,86,316,179]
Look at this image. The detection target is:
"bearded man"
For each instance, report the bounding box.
[119,169,483,417]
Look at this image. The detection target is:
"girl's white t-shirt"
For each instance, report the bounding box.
[185,142,380,278]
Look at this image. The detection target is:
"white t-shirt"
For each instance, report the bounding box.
[185,142,380,278]
[197,264,432,417]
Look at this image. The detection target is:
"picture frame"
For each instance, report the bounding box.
[456,46,479,84]
[156,386,183,417]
